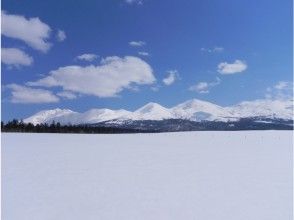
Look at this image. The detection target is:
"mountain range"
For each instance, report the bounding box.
[24,99,293,129]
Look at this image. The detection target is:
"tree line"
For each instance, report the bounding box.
[1,119,148,134]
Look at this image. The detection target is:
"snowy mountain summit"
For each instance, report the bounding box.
[172,99,232,121]
[24,98,293,125]
[132,102,174,120]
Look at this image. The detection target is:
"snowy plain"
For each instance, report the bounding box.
[2,131,293,220]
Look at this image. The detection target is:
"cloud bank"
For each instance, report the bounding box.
[7,84,59,104]
[27,56,156,97]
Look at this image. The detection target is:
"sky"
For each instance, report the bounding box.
[1,0,293,121]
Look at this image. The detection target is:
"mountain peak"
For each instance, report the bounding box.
[133,102,173,120]
[135,102,166,113]
[172,99,231,121]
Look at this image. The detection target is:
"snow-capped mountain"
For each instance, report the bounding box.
[227,99,294,120]
[132,102,174,120]
[24,109,76,125]
[24,108,132,125]
[172,99,233,121]
[69,109,132,124]
[24,98,293,125]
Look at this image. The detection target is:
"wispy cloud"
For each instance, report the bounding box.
[1,48,33,67]
[2,11,52,53]
[129,41,146,47]
[76,53,98,62]
[125,0,143,5]
[274,81,290,90]
[266,81,293,100]
[56,30,66,42]
[27,56,156,98]
[138,51,149,56]
[201,47,224,53]
[189,77,221,93]
[151,86,160,92]
[217,60,247,75]
[162,70,179,86]
[57,91,77,100]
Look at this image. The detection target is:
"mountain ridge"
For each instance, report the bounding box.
[24,98,293,125]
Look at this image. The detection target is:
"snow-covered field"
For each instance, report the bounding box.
[2,131,293,220]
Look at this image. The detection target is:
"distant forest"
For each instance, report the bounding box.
[2,118,293,133]
[1,119,150,134]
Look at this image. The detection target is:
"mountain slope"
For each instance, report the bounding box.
[23,109,76,125]
[227,99,293,120]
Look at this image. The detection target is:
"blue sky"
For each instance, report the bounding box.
[1,0,293,121]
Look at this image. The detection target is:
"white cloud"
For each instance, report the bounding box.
[57,91,77,99]
[27,56,156,97]
[138,51,149,56]
[217,60,247,74]
[274,81,290,90]
[1,48,33,67]
[189,77,221,94]
[213,47,224,52]
[56,30,66,42]
[151,86,160,92]
[190,82,210,93]
[1,11,52,52]
[125,0,143,5]
[201,47,224,53]
[266,81,293,100]
[129,41,146,47]
[162,70,178,86]
[7,84,59,104]
[76,53,98,62]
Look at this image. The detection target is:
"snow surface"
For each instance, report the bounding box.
[23,98,293,125]
[2,131,292,220]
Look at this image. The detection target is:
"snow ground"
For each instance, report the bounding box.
[2,131,293,220]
